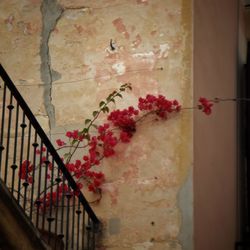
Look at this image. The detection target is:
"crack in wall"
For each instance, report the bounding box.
[40,0,63,130]
[62,6,89,11]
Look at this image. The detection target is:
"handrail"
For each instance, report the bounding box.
[0,64,100,224]
[0,64,100,249]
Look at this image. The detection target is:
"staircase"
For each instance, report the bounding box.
[0,64,100,250]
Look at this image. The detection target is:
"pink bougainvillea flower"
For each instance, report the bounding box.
[198,97,213,115]
[65,130,84,141]
[107,106,138,136]
[36,146,46,155]
[93,171,104,179]
[56,139,66,147]
[138,94,181,119]
[28,176,33,184]
[66,131,72,138]
[88,183,95,192]
[18,160,34,180]
[120,131,131,143]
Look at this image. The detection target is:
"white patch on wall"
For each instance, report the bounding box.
[137,178,153,185]
[112,62,126,75]
[132,51,155,59]
[65,9,87,20]
[158,43,170,58]
[132,51,156,69]
[133,241,154,250]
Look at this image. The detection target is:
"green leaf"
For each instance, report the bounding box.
[92,111,99,117]
[110,98,115,104]
[116,93,123,98]
[91,124,98,129]
[99,101,106,107]
[64,152,71,159]
[83,128,88,133]
[102,106,109,113]
[106,94,112,102]
[119,87,125,91]
[72,139,77,145]
[85,119,91,125]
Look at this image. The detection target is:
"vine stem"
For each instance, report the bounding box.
[65,85,131,164]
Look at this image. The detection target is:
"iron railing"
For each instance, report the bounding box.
[0,64,100,250]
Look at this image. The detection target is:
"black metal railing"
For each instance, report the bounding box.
[0,64,100,250]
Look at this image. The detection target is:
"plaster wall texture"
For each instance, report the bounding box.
[0,0,192,249]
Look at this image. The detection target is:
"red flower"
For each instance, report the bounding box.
[120,131,131,143]
[18,160,33,180]
[56,139,65,147]
[88,184,95,192]
[93,172,104,179]
[36,146,46,154]
[198,97,213,115]
[66,131,72,138]
[66,130,84,141]
[107,107,138,135]
[138,94,181,119]
[83,155,89,161]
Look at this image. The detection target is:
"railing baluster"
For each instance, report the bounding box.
[71,194,76,250]
[48,159,55,245]
[36,141,44,228]
[65,185,72,250]
[4,92,13,184]
[60,176,66,241]
[30,131,38,220]
[42,150,49,231]
[0,82,7,175]
[17,111,26,204]
[76,199,81,250]
[82,209,86,250]
[11,103,19,195]
[23,121,31,211]
[54,165,60,249]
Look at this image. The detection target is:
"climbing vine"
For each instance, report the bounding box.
[19,83,216,209]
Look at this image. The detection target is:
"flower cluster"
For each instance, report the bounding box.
[18,160,34,183]
[108,106,138,134]
[65,129,84,141]
[52,92,207,196]
[198,97,213,115]
[18,83,217,209]
[138,94,181,118]
[36,183,69,211]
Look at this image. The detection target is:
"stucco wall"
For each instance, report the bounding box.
[194,0,238,249]
[0,0,193,249]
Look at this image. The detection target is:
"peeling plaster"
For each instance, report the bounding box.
[112,17,130,39]
[132,241,153,250]
[158,43,170,58]
[40,0,63,129]
[112,62,126,75]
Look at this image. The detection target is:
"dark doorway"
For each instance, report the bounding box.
[236,42,250,250]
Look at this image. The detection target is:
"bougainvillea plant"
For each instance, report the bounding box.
[19,83,218,209]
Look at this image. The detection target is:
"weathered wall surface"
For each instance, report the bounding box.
[0,0,192,249]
